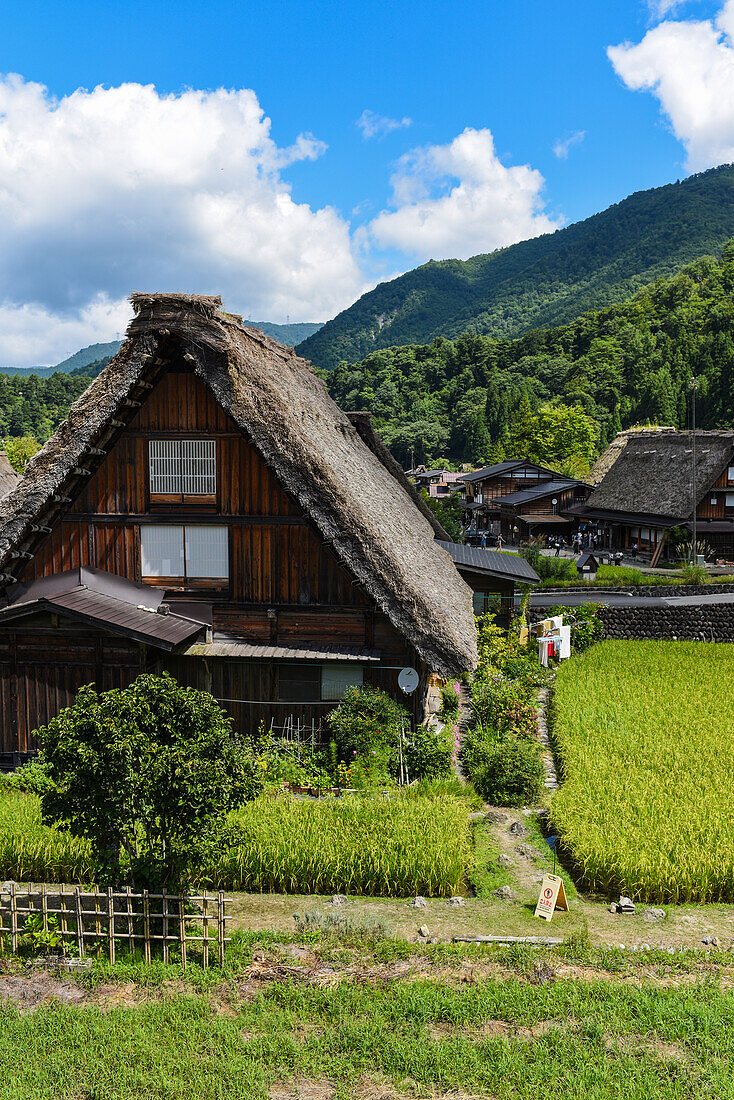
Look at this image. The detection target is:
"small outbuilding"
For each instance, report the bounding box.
[575,552,599,582]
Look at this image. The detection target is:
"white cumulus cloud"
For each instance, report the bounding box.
[356,110,412,140]
[367,127,563,262]
[609,0,734,170]
[646,0,701,22]
[553,130,586,159]
[0,75,368,366]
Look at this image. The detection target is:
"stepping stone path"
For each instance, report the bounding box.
[536,686,559,791]
[452,682,474,780]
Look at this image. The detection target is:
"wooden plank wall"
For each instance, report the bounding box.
[21,372,369,619]
[0,627,143,755]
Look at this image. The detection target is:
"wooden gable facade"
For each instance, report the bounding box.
[0,296,477,766]
[0,373,417,760]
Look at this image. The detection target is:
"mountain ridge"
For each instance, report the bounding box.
[298,164,734,369]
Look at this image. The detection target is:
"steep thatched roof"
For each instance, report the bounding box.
[584,430,734,520]
[346,411,452,541]
[0,293,476,675]
[0,453,19,501]
[589,426,677,485]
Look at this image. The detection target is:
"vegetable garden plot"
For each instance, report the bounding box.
[551,640,734,902]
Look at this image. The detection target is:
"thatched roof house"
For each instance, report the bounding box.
[0,293,478,761]
[583,431,734,521]
[576,429,734,559]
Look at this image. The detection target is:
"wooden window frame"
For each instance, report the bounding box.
[148,438,217,506]
[277,663,364,703]
[140,524,230,591]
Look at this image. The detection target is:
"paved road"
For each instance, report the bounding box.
[529,589,734,610]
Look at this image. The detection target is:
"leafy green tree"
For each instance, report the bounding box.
[512,403,597,476]
[2,435,41,471]
[380,420,449,466]
[419,488,464,541]
[37,673,257,888]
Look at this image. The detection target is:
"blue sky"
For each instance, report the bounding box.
[0,0,730,363]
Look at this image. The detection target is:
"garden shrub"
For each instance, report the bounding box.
[404,725,453,781]
[545,604,603,652]
[679,560,708,584]
[36,673,258,888]
[471,675,537,737]
[2,755,55,796]
[327,686,410,761]
[459,723,500,778]
[472,736,545,808]
[520,547,575,582]
[439,681,460,717]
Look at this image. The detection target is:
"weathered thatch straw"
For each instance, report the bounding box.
[0,292,476,675]
[589,426,676,485]
[0,453,19,501]
[585,429,734,519]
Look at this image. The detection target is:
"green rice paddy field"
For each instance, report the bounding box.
[551,640,734,903]
[0,788,471,898]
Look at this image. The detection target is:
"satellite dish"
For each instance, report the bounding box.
[398,667,419,694]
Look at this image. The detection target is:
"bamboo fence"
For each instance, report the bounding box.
[0,883,231,967]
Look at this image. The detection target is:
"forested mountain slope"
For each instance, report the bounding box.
[326,246,734,469]
[4,246,734,473]
[300,165,734,370]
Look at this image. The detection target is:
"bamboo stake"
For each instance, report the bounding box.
[143,889,151,964]
[202,890,209,969]
[126,886,134,959]
[41,884,48,934]
[107,888,115,964]
[218,891,225,967]
[94,880,101,941]
[9,883,17,955]
[75,888,84,958]
[162,888,169,964]
[60,884,68,944]
[178,892,186,970]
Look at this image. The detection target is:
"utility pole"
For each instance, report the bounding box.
[690,377,698,562]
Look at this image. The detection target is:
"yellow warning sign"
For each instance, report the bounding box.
[534,874,568,922]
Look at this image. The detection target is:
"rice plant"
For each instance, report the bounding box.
[215,792,471,897]
[0,787,471,897]
[551,640,734,902]
[0,789,95,882]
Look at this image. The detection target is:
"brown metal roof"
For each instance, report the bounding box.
[0,567,206,650]
[182,640,381,661]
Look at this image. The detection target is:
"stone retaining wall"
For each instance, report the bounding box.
[539,582,734,599]
[529,601,734,641]
[597,604,734,641]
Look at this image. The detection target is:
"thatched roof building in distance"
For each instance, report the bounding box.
[574,429,734,561]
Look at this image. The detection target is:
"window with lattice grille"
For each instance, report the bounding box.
[149,439,216,499]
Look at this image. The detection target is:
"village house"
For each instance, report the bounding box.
[411,468,464,499]
[459,460,590,544]
[0,294,479,768]
[572,428,734,563]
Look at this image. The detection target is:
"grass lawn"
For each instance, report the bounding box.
[551,640,734,903]
[3,940,734,1099]
[540,564,678,588]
